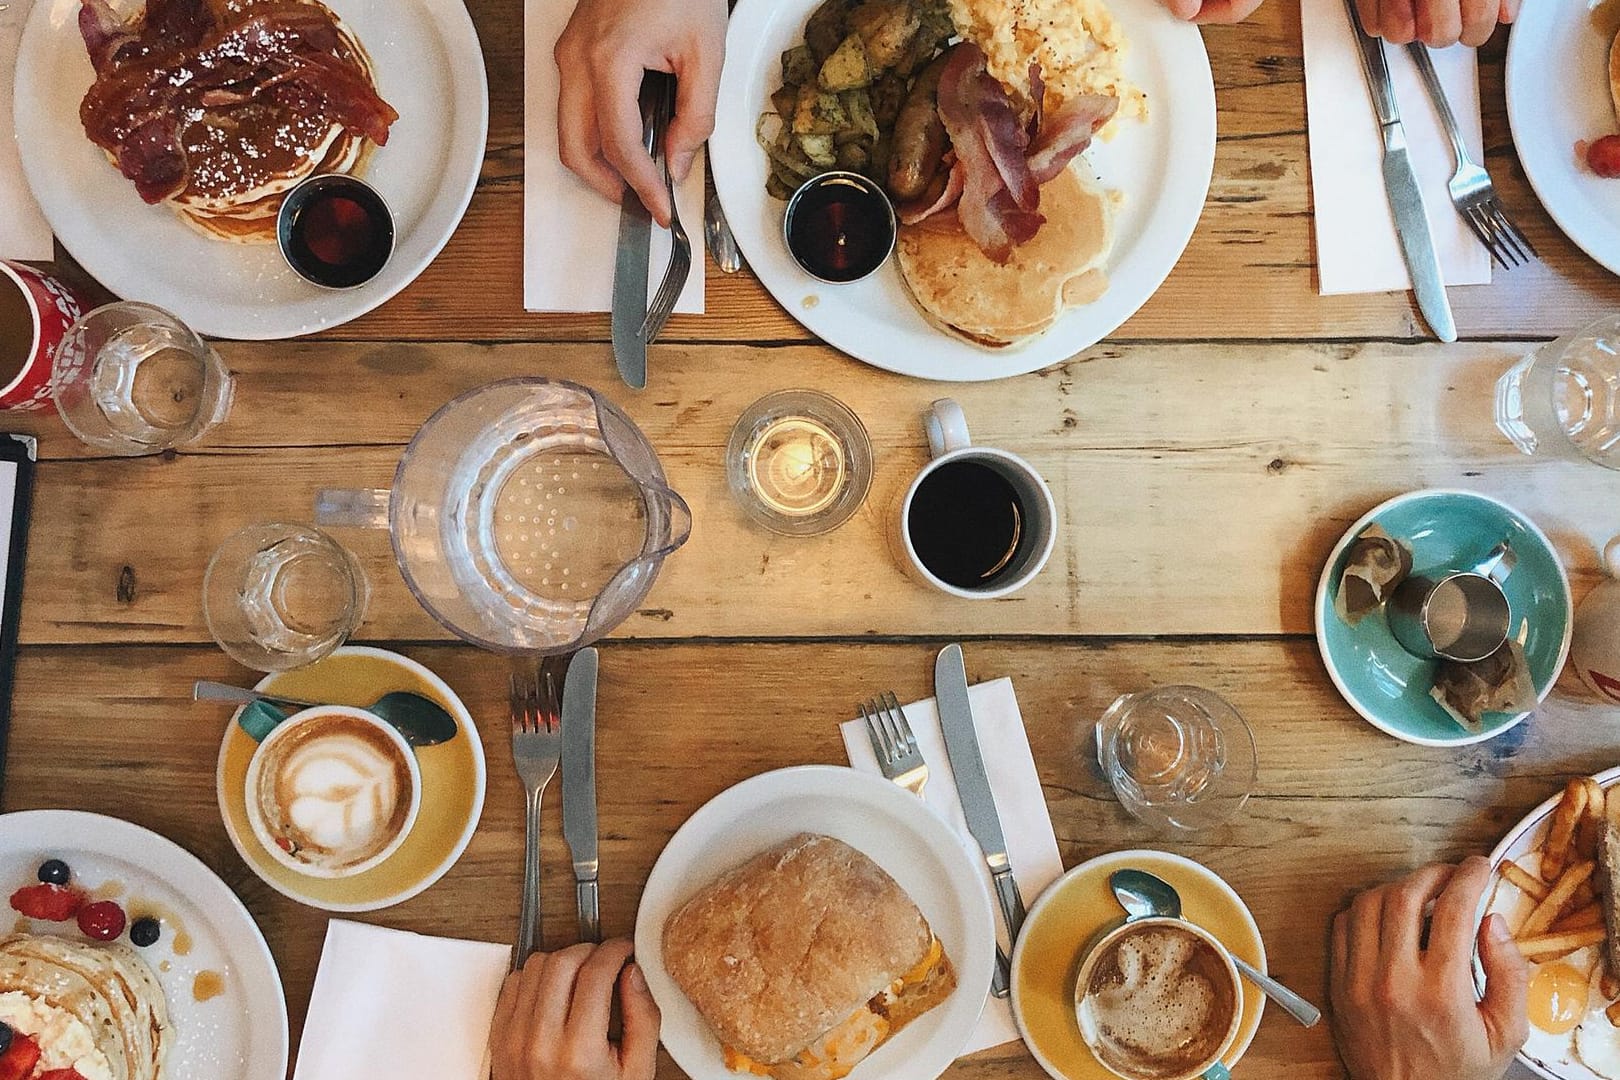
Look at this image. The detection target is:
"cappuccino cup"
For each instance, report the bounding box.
[244,706,421,879]
[1074,917,1241,1080]
[1574,536,1620,704]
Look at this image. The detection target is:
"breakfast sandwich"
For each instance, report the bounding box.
[662,833,956,1080]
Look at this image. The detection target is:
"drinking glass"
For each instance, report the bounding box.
[1095,685,1257,832]
[52,302,233,455]
[1495,314,1620,468]
[726,389,873,536]
[204,523,368,672]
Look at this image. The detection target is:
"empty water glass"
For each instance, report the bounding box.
[1095,685,1257,832]
[1496,314,1620,468]
[204,523,367,672]
[52,302,233,455]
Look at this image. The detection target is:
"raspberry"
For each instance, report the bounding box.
[76,900,126,942]
[9,883,82,922]
[0,1034,40,1080]
[1586,135,1620,178]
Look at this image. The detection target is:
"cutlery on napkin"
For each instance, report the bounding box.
[0,0,52,260]
[522,0,705,315]
[1302,0,1490,295]
[291,920,509,1080]
[839,677,1063,1054]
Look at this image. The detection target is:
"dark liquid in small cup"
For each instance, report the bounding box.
[281,181,394,289]
[0,274,35,390]
[907,460,1027,589]
[786,177,893,282]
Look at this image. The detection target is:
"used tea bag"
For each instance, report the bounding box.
[1430,639,1537,733]
[1334,524,1413,625]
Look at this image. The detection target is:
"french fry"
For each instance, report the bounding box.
[1551,903,1607,933]
[1543,781,1589,883]
[1603,971,1620,1001]
[1570,880,1600,914]
[1578,778,1608,862]
[1521,861,1597,939]
[1608,999,1620,1027]
[1502,860,1551,902]
[1517,926,1608,962]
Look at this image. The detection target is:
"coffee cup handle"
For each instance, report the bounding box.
[1202,1065,1230,1080]
[1604,535,1620,578]
[924,399,971,458]
[315,488,390,529]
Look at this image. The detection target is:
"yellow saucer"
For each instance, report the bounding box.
[215,646,486,912]
[1010,849,1267,1080]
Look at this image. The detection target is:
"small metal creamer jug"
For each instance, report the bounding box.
[317,378,691,654]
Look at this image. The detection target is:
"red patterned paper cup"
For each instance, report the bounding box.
[0,262,96,413]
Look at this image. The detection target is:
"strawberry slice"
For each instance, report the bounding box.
[9,883,82,922]
[0,1034,42,1080]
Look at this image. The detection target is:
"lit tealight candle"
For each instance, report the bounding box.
[747,416,847,517]
[727,390,873,537]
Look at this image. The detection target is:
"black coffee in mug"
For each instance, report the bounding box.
[906,460,1028,589]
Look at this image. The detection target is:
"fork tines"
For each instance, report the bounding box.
[1465,199,1537,270]
[861,691,915,767]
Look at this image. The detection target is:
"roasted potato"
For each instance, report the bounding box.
[804,0,852,61]
[836,141,870,171]
[781,44,818,88]
[793,85,850,134]
[797,132,838,167]
[894,2,954,77]
[839,89,880,141]
[848,0,922,71]
[771,84,798,121]
[819,32,872,91]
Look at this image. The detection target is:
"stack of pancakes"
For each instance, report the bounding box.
[0,934,171,1080]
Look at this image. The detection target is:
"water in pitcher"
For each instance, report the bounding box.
[1496,316,1620,468]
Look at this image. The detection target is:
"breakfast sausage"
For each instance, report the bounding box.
[887,52,949,202]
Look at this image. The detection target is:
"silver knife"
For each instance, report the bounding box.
[561,647,601,943]
[1344,0,1457,343]
[935,643,1023,999]
[610,77,661,390]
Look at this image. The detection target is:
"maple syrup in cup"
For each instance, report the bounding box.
[278,175,395,289]
[783,172,896,283]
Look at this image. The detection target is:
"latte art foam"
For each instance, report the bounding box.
[1077,925,1238,1080]
[255,713,414,872]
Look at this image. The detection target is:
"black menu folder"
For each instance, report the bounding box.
[0,436,36,798]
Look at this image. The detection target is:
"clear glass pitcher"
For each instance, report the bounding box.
[316,378,691,654]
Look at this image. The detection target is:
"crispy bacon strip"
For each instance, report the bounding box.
[1027,94,1118,185]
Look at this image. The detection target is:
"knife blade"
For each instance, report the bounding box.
[1344,0,1456,343]
[611,76,661,390]
[935,643,1023,999]
[561,647,600,943]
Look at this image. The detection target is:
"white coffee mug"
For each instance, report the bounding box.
[900,399,1057,599]
[1574,536,1620,704]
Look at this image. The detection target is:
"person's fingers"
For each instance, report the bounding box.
[1415,0,1462,45]
[487,971,523,1077]
[1191,0,1266,23]
[667,35,724,182]
[557,75,625,205]
[1476,912,1531,1057]
[1329,910,1351,1007]
[566,939,637,1041]
[618,960,664,1076]
[1459,0,1496,45]
[535,942,597,1034]
[1346,886,1385,986]
[1161,0,1204,20]
[1427,855,1493,966]
[1354,0,1381,33]
[596,60,672,225]
[1378,863,1456,966]
[1498,0,1520,24]
[1380,0,1417,42]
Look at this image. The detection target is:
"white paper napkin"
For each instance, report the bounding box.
[1,0,53,260]
[1302,0,1490,294]
[839,677,1064,1056]
[292,920,510,1080]
[522,0,704,314]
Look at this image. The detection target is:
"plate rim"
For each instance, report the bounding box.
[213,644,488,913]
[710,0,1216,382]
[0,806,291,1080]
[632,763,998,1080]
[12,0,490,340]
[1008,847,1267,1080]
[1312,487,1575,748]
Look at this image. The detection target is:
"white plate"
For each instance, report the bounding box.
[1507,4,1620,275]
[634,766,997,1080]
[0,809,288,1080]
[711,0,1215,382]
[12,0,487,339]
[1477,767,1620,1080]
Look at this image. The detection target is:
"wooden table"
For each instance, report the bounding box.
[9,1,1620,1077]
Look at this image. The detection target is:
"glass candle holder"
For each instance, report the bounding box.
[726,390,873,536]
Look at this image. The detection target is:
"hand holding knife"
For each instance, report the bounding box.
[561,648,601,943]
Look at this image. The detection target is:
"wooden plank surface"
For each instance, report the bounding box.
[4,641,1611,1078]
[7,340,1615,645]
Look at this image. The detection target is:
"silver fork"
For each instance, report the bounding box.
[510,659,564,969]
[861,692,928,797]
[1406,42,1536,269]
[641,72,692,343]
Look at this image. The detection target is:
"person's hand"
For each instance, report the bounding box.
[1352,0,1520,48]
[1156,0,1267,25]
[489,938,662,1080]
[554,0,727,227]
[1330,857,1529,1080]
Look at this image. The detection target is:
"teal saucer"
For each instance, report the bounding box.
[1314,489,1572,746]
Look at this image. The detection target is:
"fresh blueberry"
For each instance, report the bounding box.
[36,859,70,886]
[0,1019,13,1054]
[129,917,161,948]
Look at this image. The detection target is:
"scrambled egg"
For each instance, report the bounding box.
[946,0,1147,132]
[0,990,116,1080]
